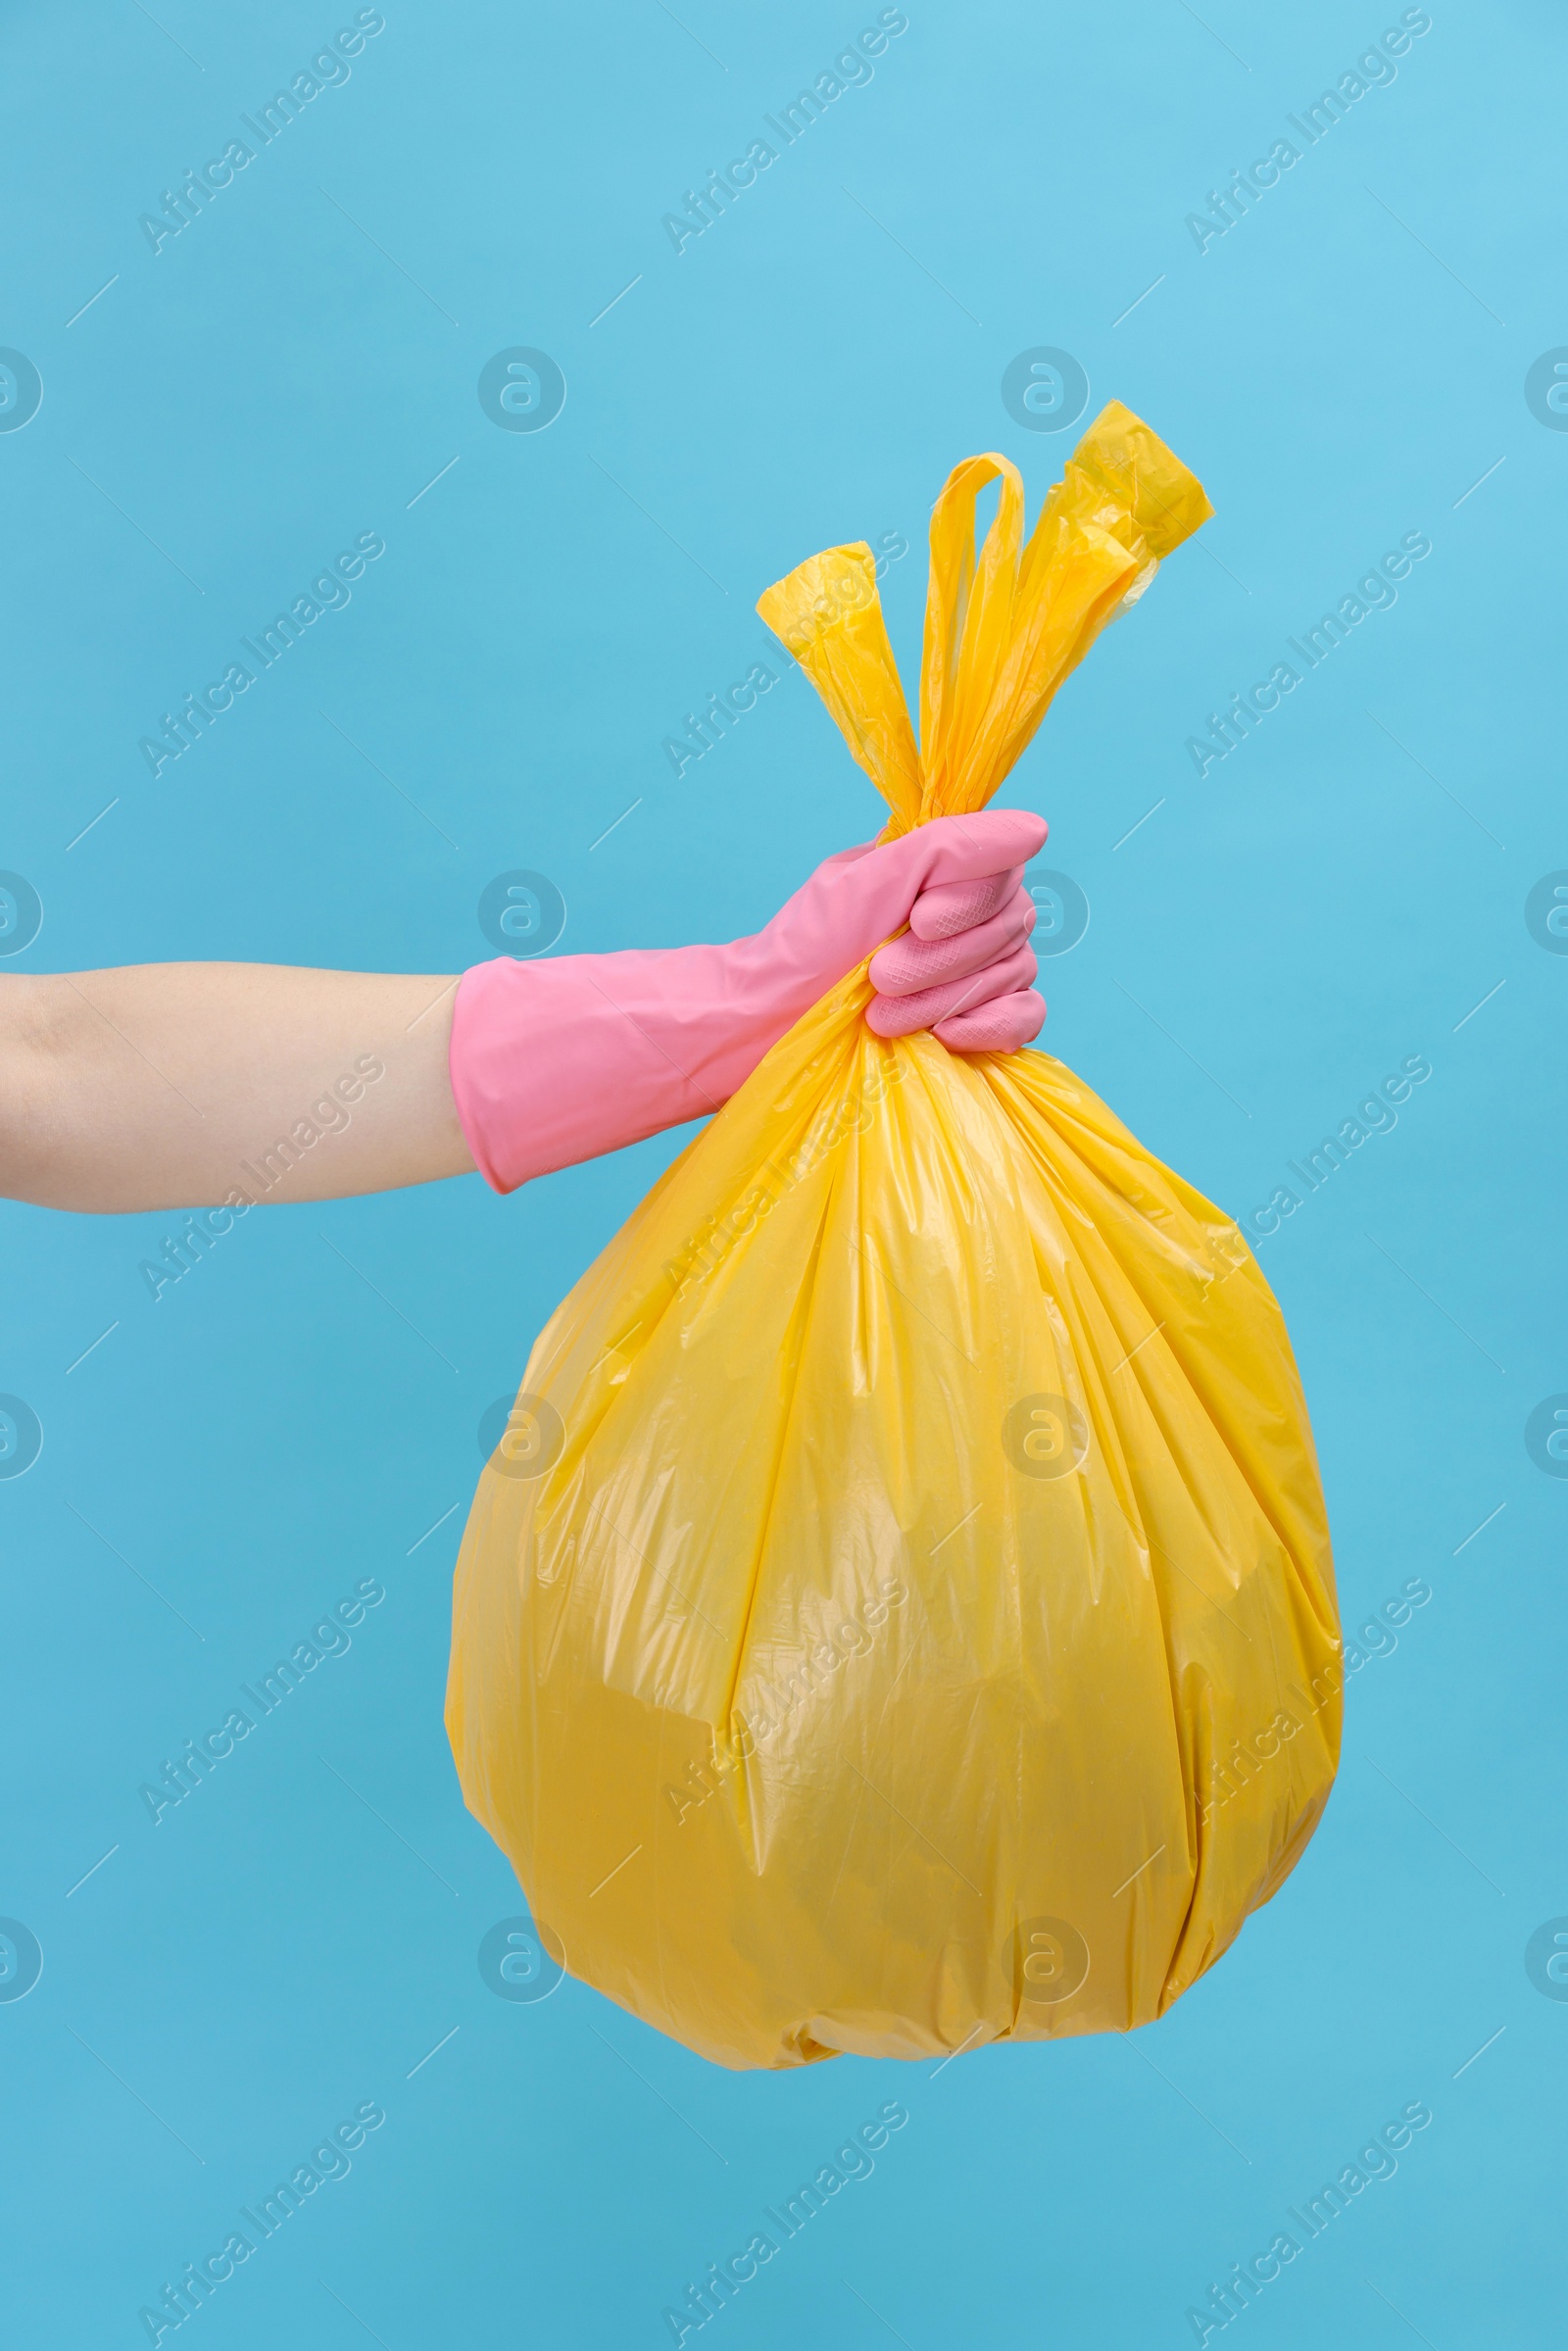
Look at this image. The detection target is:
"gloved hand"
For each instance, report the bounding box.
[450,808,1047,1192]
[866,865,1044,1053]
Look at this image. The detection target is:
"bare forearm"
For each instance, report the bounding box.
[0,965,476,1212]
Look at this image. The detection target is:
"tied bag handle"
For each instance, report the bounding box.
[918,453,1028,823]
[755,543,923,836]
[758,402,1214,839]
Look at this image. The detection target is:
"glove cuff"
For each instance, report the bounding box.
[450,946,775,1194]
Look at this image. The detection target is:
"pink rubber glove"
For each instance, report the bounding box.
[866,870,1044,1052]
[451,808,1047,1192]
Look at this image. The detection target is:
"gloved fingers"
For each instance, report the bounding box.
[866,942,1038,1038]
[908,862,1023,942]
[901,808,1045,920]
[869,884,1035,997]
[914,807,1047,886]
[932,988,1047,1054]
[774,810,1046,979]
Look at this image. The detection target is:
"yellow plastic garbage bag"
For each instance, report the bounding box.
[446,402,1342,2071]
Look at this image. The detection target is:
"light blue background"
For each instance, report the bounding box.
[2,1,1563,2342]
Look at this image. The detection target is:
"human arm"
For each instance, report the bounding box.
[1,808,1048,1214]
[450,810,1047,1191]
[0,962,471,1214]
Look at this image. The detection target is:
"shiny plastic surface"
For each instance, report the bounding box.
[446,404,1342,2070]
